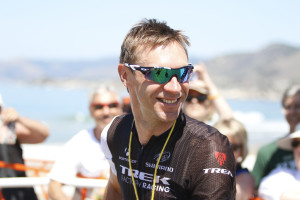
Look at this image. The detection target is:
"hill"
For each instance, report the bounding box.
[1,43,299,99]
[203,43,300,99]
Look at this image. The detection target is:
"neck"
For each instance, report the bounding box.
[134,119,175,145]
[94,126,103,142]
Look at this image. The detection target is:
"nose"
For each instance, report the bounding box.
[191,97,199,103]
[164,76,181,93]
[102,106,111,115]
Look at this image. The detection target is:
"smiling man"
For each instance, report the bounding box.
[101,19,236,200]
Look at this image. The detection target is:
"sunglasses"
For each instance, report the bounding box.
[231,144,243,151]
[186,95,208,103]
[124,63,194,84]
[291,140,300,148]
[92,102,119,110]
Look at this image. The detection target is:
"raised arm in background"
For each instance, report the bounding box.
[1,107,49,143]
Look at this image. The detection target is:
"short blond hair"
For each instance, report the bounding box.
[120,18,190,64]
[213,118,248,163]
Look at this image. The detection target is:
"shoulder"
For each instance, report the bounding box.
[257,140,293,158]
[62,129,90,148]
[184,115,229,147]
[184,115,221,138]
[101,114,133,152]
[260,167,295,189]
[256,141,278,156]
[182,114,234,167]
[102,114,133,140]
[236,164,250,176]
[69,129,90,141]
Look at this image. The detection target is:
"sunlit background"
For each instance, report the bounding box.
[1,0,300,161]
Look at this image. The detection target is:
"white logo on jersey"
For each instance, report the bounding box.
[120,165,171,185]
[203,168,233,177]
[153,151,171,162]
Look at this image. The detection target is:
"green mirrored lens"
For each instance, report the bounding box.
[148,68,188,84]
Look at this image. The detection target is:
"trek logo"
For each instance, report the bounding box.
[153,151,171,162]
[120,165,171,185]
[215,151,226,166]
[203,168,233,177]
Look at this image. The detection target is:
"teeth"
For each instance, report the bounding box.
[162,99,177,104]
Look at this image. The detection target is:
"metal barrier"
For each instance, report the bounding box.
[0,177,108,188]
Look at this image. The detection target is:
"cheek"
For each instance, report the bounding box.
[183,83,189,96]
[111,108,122,115]
[92,110,103,117]
[294,149,300,170]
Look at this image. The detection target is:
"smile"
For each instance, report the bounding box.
[161,99,178,104]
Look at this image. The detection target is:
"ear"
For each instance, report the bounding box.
[118,64,129,87]
[89,104,94,116]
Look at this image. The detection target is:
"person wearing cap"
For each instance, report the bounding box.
[0,93,49,200]
[252,84,300,190]
[258,124,300,200]
[182,63,233,124]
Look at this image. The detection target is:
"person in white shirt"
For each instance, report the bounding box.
[48,86,122,200]
[258,123,300,200]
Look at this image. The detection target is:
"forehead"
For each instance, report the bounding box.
[284,94,300,106]
[137,42,188,68]
[91,92,118,103]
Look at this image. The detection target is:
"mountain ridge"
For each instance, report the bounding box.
[1,43,299,100]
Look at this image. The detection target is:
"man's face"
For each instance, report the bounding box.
[182,90,214,122]
[123,42,189,123]
[89,92,122,130]
[283,94,300,132]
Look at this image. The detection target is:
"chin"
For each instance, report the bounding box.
[158,110,180,122]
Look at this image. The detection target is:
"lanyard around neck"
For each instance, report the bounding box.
[128,120,176,200]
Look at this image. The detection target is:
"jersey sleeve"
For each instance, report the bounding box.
[188,131,236,199]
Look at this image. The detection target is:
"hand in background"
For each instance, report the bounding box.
[1,107,19,125]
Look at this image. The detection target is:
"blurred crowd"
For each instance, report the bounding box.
[1,61,300,200]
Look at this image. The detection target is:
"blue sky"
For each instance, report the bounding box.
[1,0,300,61]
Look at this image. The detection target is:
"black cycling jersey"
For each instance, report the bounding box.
[101,112,236,200]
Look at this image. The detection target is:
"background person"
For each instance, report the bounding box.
[0,93,50,200]
[252,84,300,189]
[258,124,300,200]
[183,63,233,124]
[214,118,255,200]
[48,86,122,200]
[101,18,236,200]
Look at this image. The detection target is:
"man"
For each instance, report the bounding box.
[101,19,236,199]
[258,123,300,199]
[48,86,122,200]
[183,63,233,124]
[0,93,50,200]
[252,84,300,189]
